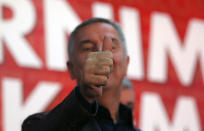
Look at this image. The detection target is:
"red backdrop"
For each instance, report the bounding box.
[0,0,204,131]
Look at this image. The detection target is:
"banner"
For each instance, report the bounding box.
[0,0,204,130]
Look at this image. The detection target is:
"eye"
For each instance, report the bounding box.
[111,42,119,52]
[111,38,120,51]
[81,43,94,52]
[112,45,116,50]
[83,47,92,52]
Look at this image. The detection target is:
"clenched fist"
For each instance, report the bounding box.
[84,51,113,87]
[79,36,113,103]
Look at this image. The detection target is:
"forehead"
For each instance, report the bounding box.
[74,22,121,42]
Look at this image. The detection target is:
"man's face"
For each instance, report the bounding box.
[68,22,129,90]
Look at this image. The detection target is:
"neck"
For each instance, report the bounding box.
[98,88,121,123]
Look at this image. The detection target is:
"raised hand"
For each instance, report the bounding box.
[80,36,113,103]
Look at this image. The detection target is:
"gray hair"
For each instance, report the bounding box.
[68,17,127,61]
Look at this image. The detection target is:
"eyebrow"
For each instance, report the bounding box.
[111,37,119,41]
[111,37,121,44]
[79,40,96,46]
[78,37,121,46]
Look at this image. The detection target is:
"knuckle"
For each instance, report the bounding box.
[98,58,113,66]
[107,59,113,65]
[86,58,98,67]
[97,66,110,75]
[103,66,110,74]
[104,51,113,58]
[97,76,107,84]
[88,52,97,57]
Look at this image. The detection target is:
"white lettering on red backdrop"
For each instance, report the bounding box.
[0,0,203,131]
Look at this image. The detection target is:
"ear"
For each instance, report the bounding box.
[124,56,130,76]
[67,61,75,79]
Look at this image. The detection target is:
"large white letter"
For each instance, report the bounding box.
[44,0,81,71]
[0,0,42,68]
[148,13,204,86]
[92,5,144,80]
[140,93,201,131]
[120,7,144,80]
[92,2,113,19]
[2,78,61,131]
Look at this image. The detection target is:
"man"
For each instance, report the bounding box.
[22,18,140,131]
[120,78,135,111]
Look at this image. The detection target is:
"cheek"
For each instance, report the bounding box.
[72,54,87,77]
[76,53,87,67]
[112,51,128,77]
[113,51,125,66]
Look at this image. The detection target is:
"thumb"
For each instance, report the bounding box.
[102,36,112,52]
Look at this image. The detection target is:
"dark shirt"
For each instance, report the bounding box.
[95,104,137,131]
[76,86,139,131]
[22,86,140,131]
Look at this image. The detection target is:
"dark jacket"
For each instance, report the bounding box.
[22,87,140,131]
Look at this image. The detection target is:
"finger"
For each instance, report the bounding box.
[87,52,113,59]
[94,66,110,75]
[85,74,108,85]
[102,36,112,52]
[85,63,111,75]
[85,57,112,72]
[96,57,113,66]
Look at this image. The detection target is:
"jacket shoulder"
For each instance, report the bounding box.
[22,112,49,131]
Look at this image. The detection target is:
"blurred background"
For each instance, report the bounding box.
[0,0,204,131]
